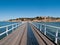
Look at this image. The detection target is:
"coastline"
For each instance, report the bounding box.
[8,19,60,22]
[8,17,60,22]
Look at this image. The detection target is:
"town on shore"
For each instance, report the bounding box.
[9,16,60,22]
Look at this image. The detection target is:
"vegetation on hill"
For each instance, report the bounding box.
[9,16,60,22]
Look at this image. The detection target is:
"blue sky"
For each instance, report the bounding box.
[0,0,60,21]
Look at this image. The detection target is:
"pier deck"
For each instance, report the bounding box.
[0,22,56,45]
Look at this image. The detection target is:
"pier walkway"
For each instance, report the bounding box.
[0,22,56,45]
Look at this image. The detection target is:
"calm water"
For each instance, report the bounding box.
[0,22,18,26]
[33,22,60,44]
[0,22,19,40]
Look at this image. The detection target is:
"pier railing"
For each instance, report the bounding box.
[32,22,60,44]
[0,23,21,37]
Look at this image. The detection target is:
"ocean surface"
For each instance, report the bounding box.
[0,22,19,40]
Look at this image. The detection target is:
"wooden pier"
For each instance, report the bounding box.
[0,22,56,45]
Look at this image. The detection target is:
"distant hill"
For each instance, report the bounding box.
[9,16,60,22]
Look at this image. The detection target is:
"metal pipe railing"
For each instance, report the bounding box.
[32,22,60,44]
[0,23,21,36]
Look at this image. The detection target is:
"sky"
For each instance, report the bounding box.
[0,0,60,21]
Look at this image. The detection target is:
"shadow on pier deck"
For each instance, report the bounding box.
[0,22,56,45]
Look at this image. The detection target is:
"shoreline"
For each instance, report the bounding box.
[8,19,60,22]
[8,17,60,22]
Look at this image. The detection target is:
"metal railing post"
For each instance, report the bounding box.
[0,23,21,37]
[37,24,39,29]
[16,24,18,28]
[12,24,14,31]
[6,26,8,36]
[36,24,38,28]
[55,29,58,44]
[18,23,20,27]
[44,25,46,35]
[40,24,42,31]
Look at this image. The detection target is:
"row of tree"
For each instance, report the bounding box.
[9,16,60,21]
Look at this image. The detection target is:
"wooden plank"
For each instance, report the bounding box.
[30,24,45,45]
[0,22,56,45]
[0,24,27,45]
[20,24,27,45]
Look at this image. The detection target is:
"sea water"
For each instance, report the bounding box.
[0,21,19,40]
